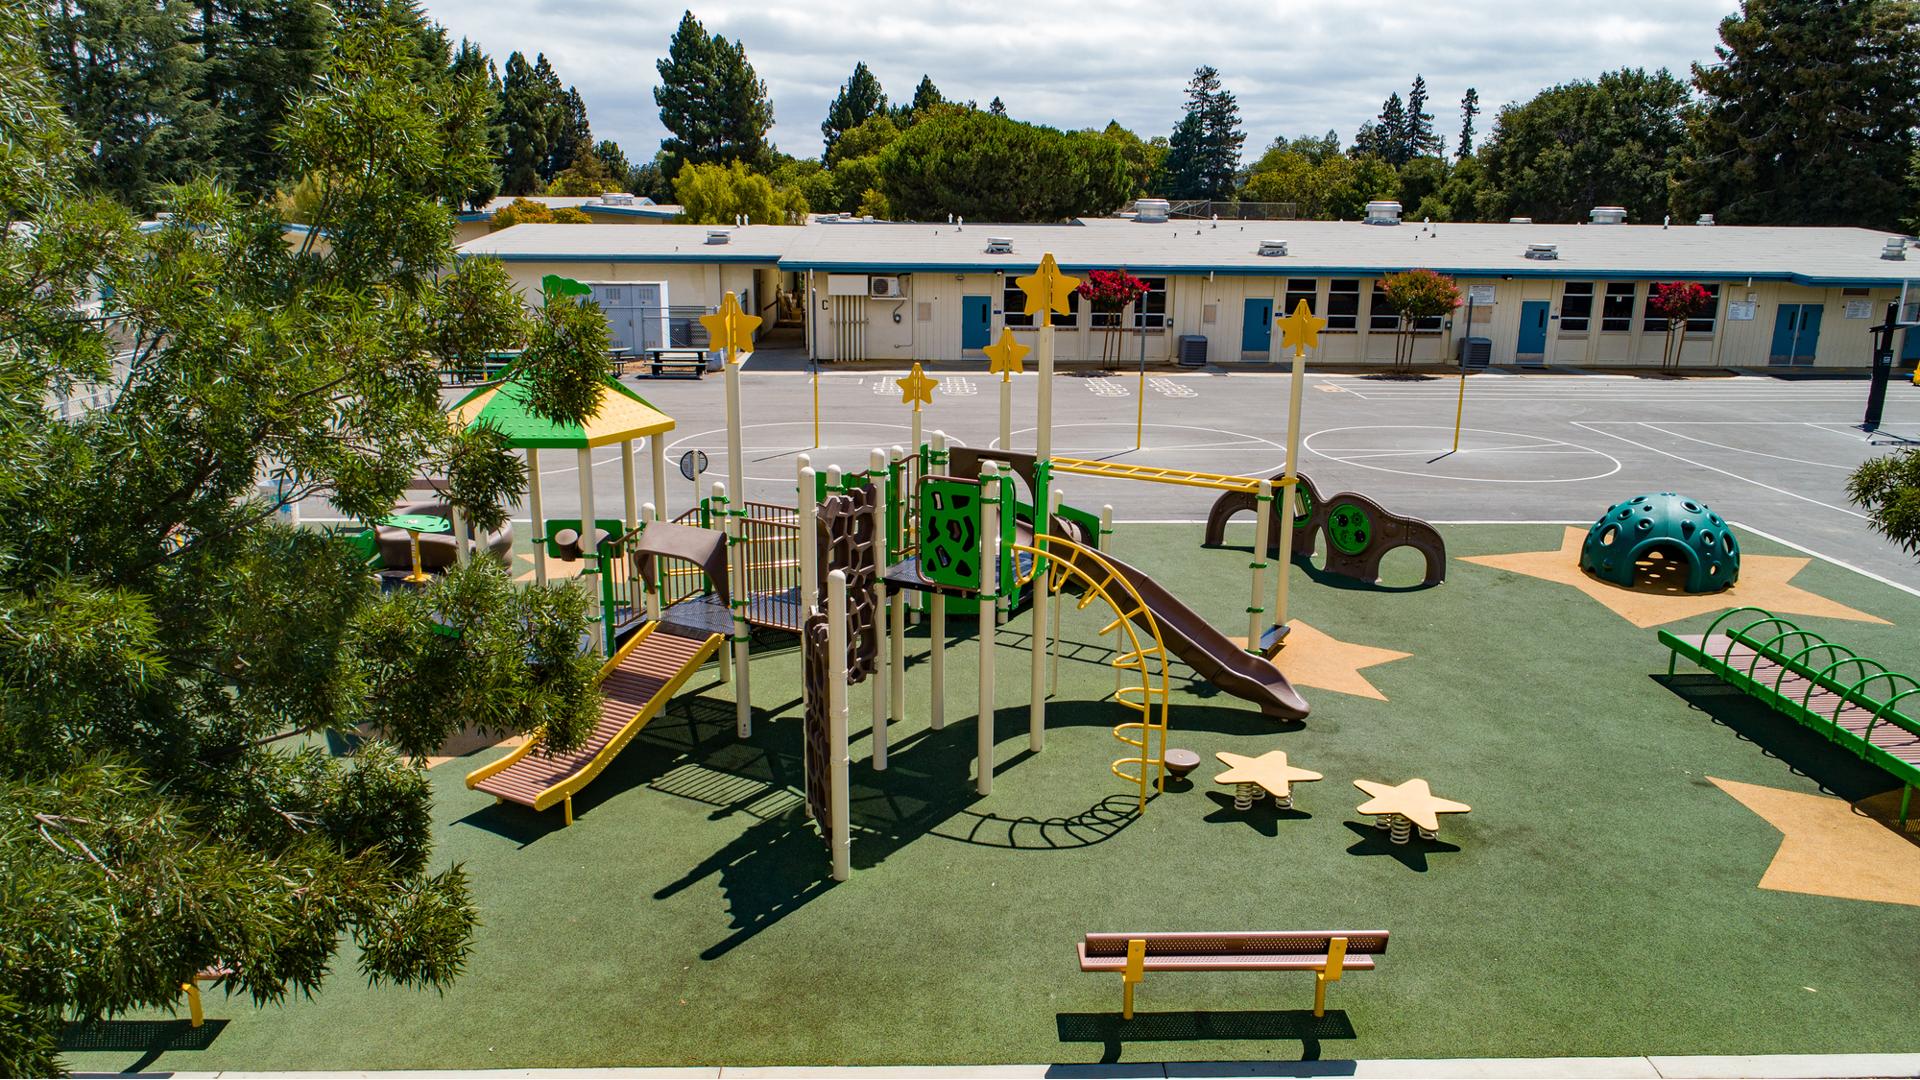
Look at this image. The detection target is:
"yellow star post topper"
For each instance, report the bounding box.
[1275,299,1327,358]
[896,362,936,411]
[982,327,1029,381]
[1015,253,1080,321]
[698,290,761,365]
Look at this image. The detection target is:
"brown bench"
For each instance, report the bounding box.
[1078,930,1388,1018]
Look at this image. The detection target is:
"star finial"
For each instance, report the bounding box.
[1276,299,1327,357]
[699,291,761,365]
[896,362,936,411]
[982,327,1029,381]
[1015,253,1079,319]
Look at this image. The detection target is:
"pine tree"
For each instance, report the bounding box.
[551,86,592,176]
[1162,65,1244,199]
[1680,0,1920,228]
[1406,75,1438,157]
[1376,93,1409,166]
[910,74,943,117]
[1458,87,1480,159]
[988,95,1007,117]
[822,61,887,157]
[498,51,549,194]
[194,0,330,195]
[654,11,772,175]
[532,54,568,181]
[36,0,220,211]
[595,140,631,185]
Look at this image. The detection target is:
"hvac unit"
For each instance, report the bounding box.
[1457,336,1492,367]
[1525,243,1559,260]
[1133,198,1170,223]
[869,275,905,298]
[984,236,1014,254]
[1177,334,1209,367]
[1256,240,1288,257]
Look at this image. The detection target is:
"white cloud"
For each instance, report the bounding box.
[421,0,1733,160]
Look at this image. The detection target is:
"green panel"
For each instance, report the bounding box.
[542,518,627,559]
[1326,500,1374,555]
[919,478,983,589]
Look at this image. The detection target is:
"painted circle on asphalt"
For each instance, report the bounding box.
[995,422,1289,477]
[1303,426,1622,484]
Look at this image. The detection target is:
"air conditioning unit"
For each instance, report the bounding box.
[869,275,905,298]
[984,236,1014,254]
[1256,240,1288,257]
[1525,243,1560,260]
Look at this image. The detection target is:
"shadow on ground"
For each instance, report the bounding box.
[61,1019,228,1072]
[1055,1009,1356,1065]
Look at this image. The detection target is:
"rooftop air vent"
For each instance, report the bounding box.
[1364,200,1402,225]
[601,192,634,205]
[1696,214,1715,226]
[1589,206,1628,225]
[705,229,730,245]
[1525,243,1559,260]
[1256,240,1288,257]
[985,236,1014,254]
[1509,217,1533,225]
[1133,198,1170,223]
[1883,237,1907,261]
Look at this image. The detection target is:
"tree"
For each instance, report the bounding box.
[1848,450,1920,560]
[988,95,1006,117]
[35,0,220,211]
[193,0,332,195]
[772,157,836,214]
[448,39,503,210]
[1680,0,1920,229]
[1076,269,1150,368]
[594,139,631,186]
[550,85,592,179]
[826,112,900,167]
[653,12,772,176]
[1162,65,1244,200]
[877,107,1130,221]
[1243,151,1398,220]
[1103,120,1166,197]
[1375,93,1410,166]
[547,152,617,197]
[498,51,549,194]
[1457,87,1480,159]
[488,196,592,229]
[1406,75,1438,157]
[1479,68,1689,223]
[0,5,609,1070]
[1379,269,1461,368]
[1648,281,1714,368]
[908,74,943,118]
[822,60,887,157]
[673,159,806,224]
[1397,154,1448,217]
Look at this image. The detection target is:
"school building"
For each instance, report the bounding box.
[456,204,1920,369]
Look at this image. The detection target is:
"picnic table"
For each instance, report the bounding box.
[641,347,711,379]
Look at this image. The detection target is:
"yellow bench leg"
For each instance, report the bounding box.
[1121,938,1145,1020]
[183,981,203,1027]
[1314,935,1348,1017]
[564,797,573,827]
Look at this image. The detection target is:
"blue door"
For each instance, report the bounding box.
[1517,301,1550,356]
[961,295,991,350]
[1243,298,1273,354]
[1770,304,1823,365]
[1901,327,1920,366]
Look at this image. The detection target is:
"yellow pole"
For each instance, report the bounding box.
[1451,365,1468,453]
[811,367,821,448]
[1135,365,1145,450]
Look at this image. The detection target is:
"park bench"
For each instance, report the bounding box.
[1077,930,1389,1019]
[1660,606,1918,824]
[642,347,710,379]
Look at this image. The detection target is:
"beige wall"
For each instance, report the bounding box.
[488,259,770,314]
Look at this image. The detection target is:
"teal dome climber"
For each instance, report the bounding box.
[1580,492,1740,593]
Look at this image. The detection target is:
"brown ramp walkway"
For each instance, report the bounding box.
[466,623,723,825]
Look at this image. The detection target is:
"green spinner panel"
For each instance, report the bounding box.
[919,477,983,589]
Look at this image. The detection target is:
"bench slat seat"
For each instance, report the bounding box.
[1079,930,1387,1019]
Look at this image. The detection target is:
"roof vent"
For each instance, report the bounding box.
[705,229,731,245]
[601,192,634,206]
[1525,243,1559,261]
[985,236,1014,254]
[1589,206,1628,225]
[1883,237,1907,261]
[1509,217,1533,225]
[1696,214,1715,226]
[1256,240,1287,257]
[1133,198,1170,223]
[1364,200,1402,225]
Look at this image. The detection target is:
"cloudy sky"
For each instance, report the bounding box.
[421,0,1737,161]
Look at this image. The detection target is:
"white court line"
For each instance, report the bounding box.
[1636,423,1859,470]
[1734,521,1920,601]
[1569,421,1869,520]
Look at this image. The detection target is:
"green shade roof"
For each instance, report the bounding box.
[448,370,676,449]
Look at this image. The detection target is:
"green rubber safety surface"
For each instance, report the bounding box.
[64,525,1920,1073]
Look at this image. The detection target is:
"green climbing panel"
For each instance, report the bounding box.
[1326,500,1374,556]
[919,477,983,590]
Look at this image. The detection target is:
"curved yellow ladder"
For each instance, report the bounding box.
[1009,534,1172,811]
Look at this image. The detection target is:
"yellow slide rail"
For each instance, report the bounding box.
[464,621,724,824]
[1009,534,1172,811]
[1051,456,1260,494]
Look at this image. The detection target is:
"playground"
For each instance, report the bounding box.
[69,269,1920,1072]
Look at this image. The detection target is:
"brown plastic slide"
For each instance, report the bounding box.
[1055,544,1309,722]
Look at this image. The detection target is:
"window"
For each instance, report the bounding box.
[1326,279,1360,331]
[1132,277,1168,330]
[1600,282,1636,332]
[1560,282,1594,332]
[1368,281,1399,331]
[1003,283,1078,328]
[1368,280,1441,332]
[1283,279,1317,318]
[1642,284,1722,334]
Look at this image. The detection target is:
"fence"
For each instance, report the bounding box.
[1166,200,1299,221]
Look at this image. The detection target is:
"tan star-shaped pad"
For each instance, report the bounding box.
[1214,750,1322,798]
[1353,777,1470,833]
[513,550,590,584]
[1710,777,1920,907]
[1461,526,1886,629]
[1230,621,1411,701]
